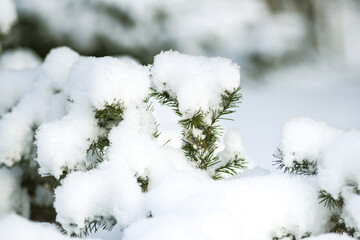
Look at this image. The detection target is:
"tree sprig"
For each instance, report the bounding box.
[273,149,317,175]
[151,86,246,179]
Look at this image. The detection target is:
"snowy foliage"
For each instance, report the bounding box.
[0,47,359,240]
[276,118,360,237]
[0,47,79,167]
[152,50,240,117]
[11,0,305,61]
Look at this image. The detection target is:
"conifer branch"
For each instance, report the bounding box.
[59,216,117,237]
[52,100,127,235]
[329,214,357,237]
[94,99,125,130]
[273,149,317,175]
[136,175,149,192]
[151,86,245,179]
[318,190,343,210]
[87,136,110,164]
[213,153,247,180]
[150,88,181,117]
[80,217,117,237]
[211,86,242,124]
[272,232,311,240]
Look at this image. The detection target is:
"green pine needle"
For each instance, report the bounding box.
[151,86,245,179]
[318,190,343,210]
[94,99,125,130]
[137,175,149,192]
[273,149,317,176]
[213,153,247,180]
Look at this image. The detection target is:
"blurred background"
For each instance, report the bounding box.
[1,0,359,168]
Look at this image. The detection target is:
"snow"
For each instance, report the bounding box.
[220,129,246,161]
[123,173,328,240]
[39,47,80,91]
[0,48,41,70]
[273,116,360,198]
[36,109,98,178]
[1,46,360,239]
[53,96,194,234]
[307,233,355,240]
[279,117,342,167]
[0,47,79,167]
[212,129,251,177]
[36,55,150,178]
[318,130,360,197]
[0,0,17,34]
[225,75,360,170]
[13,0,305,60]
[342,187,360,231]
[0,168,29,218]
[54,164,145,235]
[63,56,149,109]
[0,214,99,240]
[0,68,37,116]
[152,50,240,117]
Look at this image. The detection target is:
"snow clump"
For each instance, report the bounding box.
[0,47,79,167]
[36,56,150,178]
[152,50,240,118]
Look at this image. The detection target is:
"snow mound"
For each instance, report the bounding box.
[123,173,328,240]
